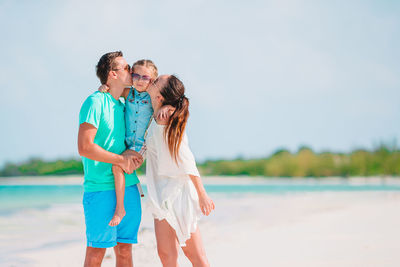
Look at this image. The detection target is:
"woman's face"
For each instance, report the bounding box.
[131,65,154,92]
[147,75,169,110]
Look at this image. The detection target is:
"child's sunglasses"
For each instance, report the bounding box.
[132,73,151,82]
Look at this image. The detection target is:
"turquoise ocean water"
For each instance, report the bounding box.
[1,181,400,215]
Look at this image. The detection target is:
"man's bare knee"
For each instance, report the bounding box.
[84,247,106,267]
[115,243,132,257]
[114,243,133,267]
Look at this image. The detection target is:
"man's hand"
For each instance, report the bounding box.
[118,154,134,174]
[130,151,144,170]
[118,150,144,174]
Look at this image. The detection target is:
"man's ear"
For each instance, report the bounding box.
[108,71,117,81]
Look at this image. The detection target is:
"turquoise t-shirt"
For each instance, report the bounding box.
[79,91,139,192]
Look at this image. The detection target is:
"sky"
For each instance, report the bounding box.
[0,0,399,166]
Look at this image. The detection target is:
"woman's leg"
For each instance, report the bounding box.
[181,227,210,267]
[154,219,180,267]
[109,164,126,226]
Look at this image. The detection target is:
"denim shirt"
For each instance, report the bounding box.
[125,87,153,151]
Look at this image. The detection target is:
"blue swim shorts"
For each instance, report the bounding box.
[83,185,142,248]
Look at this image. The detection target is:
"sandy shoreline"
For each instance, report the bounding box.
[1,190,399,266]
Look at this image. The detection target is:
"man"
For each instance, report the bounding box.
[78,51,143,267]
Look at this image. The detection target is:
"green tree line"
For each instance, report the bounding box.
[199,145,400,177]
[1,144,399,177]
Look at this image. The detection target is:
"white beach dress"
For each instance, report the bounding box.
[145,119,202,246]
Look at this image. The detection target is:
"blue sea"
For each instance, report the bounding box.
[1,178,400,215]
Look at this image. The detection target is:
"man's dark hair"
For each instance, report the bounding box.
[96,51,123,85]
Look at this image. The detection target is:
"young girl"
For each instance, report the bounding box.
[146,75,215,266]
[100,59,170,226]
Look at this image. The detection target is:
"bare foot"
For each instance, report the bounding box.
[109,207,126,227]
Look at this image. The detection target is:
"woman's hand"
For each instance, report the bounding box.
[156,105,175,124]
[98,84,109,93]
[198,193,215,216]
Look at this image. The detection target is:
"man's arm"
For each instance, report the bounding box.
[78,122,139,174]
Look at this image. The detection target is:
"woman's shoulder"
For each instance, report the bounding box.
[148,118,164,136]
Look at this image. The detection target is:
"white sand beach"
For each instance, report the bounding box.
[1,176,400,266]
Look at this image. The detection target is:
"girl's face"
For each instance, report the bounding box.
[131,65,155,92]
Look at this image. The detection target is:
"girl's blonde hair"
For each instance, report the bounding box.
[132,59,158,79]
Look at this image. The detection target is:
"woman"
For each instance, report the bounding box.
[146,75,215,267]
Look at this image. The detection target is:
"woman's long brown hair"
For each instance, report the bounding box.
[160,75,189,163]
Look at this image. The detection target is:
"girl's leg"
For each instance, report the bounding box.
[154,219,180,267]
[181,227,210,267]
[109,165,126,226]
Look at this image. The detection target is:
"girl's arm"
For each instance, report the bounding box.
[155,105,175,125]
[189,174,215,216]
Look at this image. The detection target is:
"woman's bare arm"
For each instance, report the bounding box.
[189,174,215,216]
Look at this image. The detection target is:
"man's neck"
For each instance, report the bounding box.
[108,85,124,100]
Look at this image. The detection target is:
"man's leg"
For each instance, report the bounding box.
[84,247,106,267]
[114,243,133,267]
[115,185,142,266]
[83,190,117,266]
